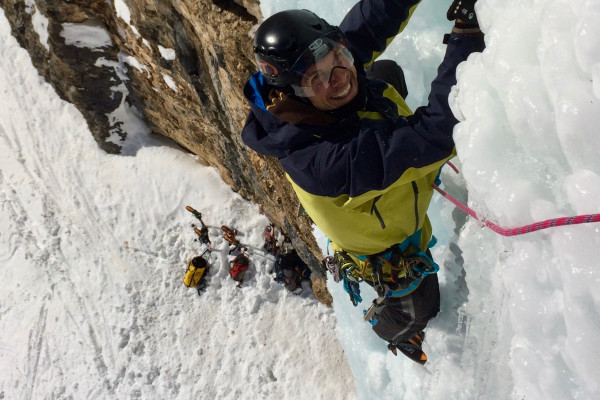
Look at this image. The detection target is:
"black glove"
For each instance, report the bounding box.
[447,0,478,26]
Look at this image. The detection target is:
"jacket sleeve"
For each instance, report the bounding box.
[339,0,422,67]
[316,34,486,199]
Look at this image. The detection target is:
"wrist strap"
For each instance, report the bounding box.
[451,26,482,35]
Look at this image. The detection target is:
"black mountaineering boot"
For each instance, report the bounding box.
[388,331,427,365]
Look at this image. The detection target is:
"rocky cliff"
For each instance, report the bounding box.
[0,0,331,304]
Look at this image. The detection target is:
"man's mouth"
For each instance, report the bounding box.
[331,82,352,99]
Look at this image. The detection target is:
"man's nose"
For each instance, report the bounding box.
[328,66,347,86]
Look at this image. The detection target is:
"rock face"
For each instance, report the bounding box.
[1,0,331,304]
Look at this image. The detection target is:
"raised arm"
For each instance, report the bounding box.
[339,0,422,67]
[301,34,485,200]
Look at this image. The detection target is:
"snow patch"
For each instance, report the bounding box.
[114,0,140,37]
[161,72,178,92]
[24,1,49,50]
[61,21,112,50]
[118,50,150,78]
[158,45,176,61]
[114,0,132,25]
[0,9,356,399]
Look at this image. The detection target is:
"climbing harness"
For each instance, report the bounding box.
[361,251,439,325]
[324,232,440,325]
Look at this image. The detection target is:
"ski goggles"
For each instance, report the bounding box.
[289,33,355,97]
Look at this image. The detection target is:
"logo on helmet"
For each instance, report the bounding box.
[309,39,329,59]
[258,61,279,77]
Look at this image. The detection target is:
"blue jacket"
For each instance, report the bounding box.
[242,0,485,256]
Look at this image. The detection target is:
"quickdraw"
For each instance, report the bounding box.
[333,251,365,283]
[322,255,339,282]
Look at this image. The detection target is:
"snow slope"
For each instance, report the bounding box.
[0,8,354,400]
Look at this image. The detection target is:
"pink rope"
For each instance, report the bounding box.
[433,163,600,236]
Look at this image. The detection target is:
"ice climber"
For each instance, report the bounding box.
[241,0,484,364]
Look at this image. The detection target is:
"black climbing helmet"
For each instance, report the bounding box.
[253,9,351,95]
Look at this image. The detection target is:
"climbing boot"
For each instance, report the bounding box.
[388,331,427,365]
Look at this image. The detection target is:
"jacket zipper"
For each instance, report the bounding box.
[371,195,386,229]
[412,181,419,231]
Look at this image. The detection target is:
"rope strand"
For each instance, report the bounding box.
[434,163,600,236]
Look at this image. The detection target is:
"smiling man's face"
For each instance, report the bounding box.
[300,47,359,111]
